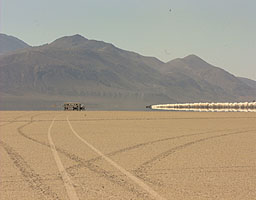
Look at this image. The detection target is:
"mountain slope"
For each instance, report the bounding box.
[0,35,255,110]
[0,35,173,110]
[238,77,256,89]
[0,33,30,55]
[0,35,168,94]
[156,55,256,101]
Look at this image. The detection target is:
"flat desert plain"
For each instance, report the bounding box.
[0,111,255,200]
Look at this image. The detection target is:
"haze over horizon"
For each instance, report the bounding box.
[0,0,255,80]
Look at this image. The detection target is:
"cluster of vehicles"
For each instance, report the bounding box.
[63,102,85,111]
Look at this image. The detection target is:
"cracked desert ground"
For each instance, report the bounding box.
[0,111,255,200]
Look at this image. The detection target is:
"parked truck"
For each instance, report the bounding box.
[63,102,85,111]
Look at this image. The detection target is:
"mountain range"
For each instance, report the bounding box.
[0,33,30,55]
[0,33,255,110]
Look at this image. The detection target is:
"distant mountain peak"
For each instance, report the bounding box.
[180,54,214,69]
[0,33,30,54]
[50,34,88,48]
[69,34,88,40]
[166,54,207,66]
[183,54,205,62]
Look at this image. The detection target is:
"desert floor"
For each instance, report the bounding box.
[0,111,255,200]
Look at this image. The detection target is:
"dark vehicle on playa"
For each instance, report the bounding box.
[64,102,85,111]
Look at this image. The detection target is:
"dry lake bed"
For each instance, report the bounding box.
[0,111,255,200]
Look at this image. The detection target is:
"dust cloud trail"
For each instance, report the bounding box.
[149,102,256,112]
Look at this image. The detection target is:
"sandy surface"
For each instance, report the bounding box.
[0,111,255,200]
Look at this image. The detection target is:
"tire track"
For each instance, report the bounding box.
[48,118,79,200]
[66,128,233,173]
[134,129,256,186]
[16,113,255,199]
[0,113,31,127]
[0,113,61,199]
[67,117,167,200]
[0,173,61,183]
[3,115,256,123]
[17,114,152,199]
[0,140,61,200]
[143,165,256,175]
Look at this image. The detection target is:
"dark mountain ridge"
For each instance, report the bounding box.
[160,55,254,98]
[0,33,30,55]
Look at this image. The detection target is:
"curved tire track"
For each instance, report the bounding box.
[134,129,256,185]
[0,140,61,200]
[17,113,254,199]
[17,114,151,199]
[0,113,32,127]
[67,117,167,200]
[66,128,233,173]
[48,118,79,200]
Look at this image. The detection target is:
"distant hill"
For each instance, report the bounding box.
[238,77,256,89]
[155,55,256,102]
[0,33,30,55]
[0,34,172,110]
[0,34,255,110]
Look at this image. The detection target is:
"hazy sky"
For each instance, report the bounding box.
[1,0,255,80]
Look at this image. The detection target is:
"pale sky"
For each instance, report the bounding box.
[1,0,255,80]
